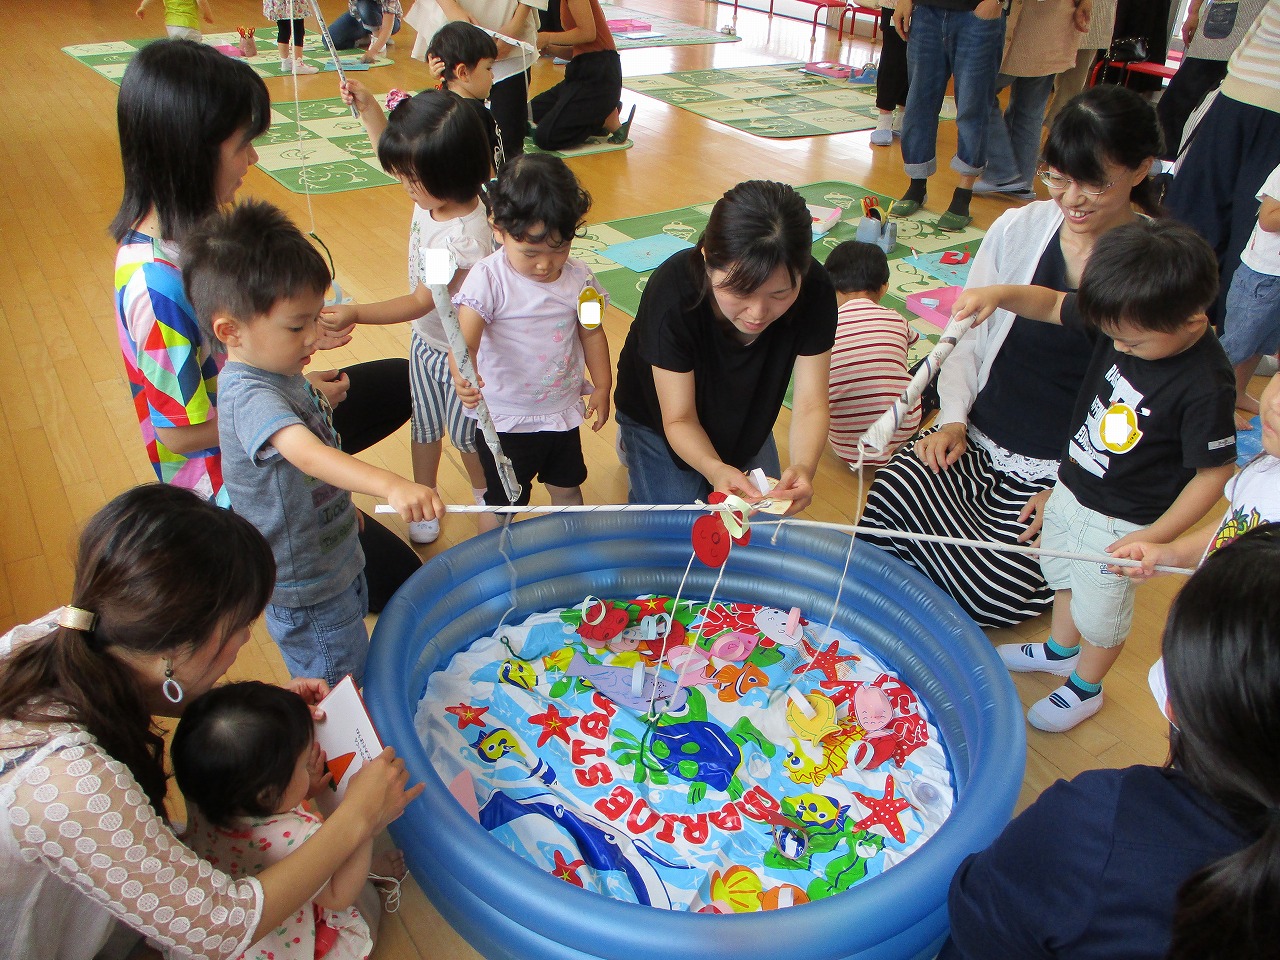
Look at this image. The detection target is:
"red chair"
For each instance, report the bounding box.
[1087,58,1177,88]
[793,0,879,41]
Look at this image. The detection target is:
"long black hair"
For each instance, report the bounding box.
[110,39,270,244]
[1163,523,1280,959]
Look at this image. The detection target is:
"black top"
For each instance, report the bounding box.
[463,96,505,172]
[613,250,837,471]
[942,766,1253,960]
[1057,295,1237,524]
[968,237,1094,460]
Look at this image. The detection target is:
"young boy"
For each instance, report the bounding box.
[952,220,1238,732]
[427,21,504,173]
[183,200,444,686]
[825,240,921,469]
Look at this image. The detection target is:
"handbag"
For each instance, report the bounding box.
[1107,36,1149,62]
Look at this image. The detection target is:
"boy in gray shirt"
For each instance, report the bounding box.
[184,200,443,685]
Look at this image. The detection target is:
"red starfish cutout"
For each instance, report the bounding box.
[818,677,861,708]
[527,704,579,747]
[852,775,911,843]
[633,596,670,618]
[445,703,490,730]
[552,849,586,886]
[793,639,860,682]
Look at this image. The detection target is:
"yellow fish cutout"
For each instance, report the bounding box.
[786,691,840,744]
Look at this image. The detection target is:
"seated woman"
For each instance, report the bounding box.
[859,85,1164,628]
[613,179,836,515]
[532,0,628,150]
[941,522,1280,959]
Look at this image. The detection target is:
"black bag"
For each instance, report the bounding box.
[1108,36,1150,62]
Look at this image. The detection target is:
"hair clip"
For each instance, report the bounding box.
[56,605,98,633]
[386,89,411,111]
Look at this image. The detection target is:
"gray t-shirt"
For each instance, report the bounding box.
[218,362,364,607]
[1188,0,1266,60]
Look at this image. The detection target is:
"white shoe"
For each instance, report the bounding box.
[869,127,893,146]
[292,58,319,75]
[1028,684,1103,733]
[408,518,440,544]
[280,57,293,71]
[998,641,1078,676]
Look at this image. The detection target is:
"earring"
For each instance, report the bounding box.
[162,659,184,705]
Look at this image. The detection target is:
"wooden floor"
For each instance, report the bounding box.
[3,1,1217,956]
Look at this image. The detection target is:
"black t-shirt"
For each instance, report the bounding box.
[1057,295,1237,524]
[613,250,838,471]
[968,237,1093,460]
[463,96,505,172]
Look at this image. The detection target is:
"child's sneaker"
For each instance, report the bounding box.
[279,57,293,72]
[409,518,440,544]
[292,59,319,75]
[997,641,1079,676]
[1027,684,1103,732]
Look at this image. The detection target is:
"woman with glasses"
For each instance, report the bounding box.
[860,85,1164,628]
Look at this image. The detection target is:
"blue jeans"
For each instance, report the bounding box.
[328,2,401,50]
[616,412,780,505]
[901,4,1005,179]
[265,572,369,686]
[983,72,1055,188]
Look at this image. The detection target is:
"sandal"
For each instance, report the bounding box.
[608,105,636,144]
[887,196,924,218]
[936,210,973,232]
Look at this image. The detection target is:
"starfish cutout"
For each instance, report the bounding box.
[817,677,861,709]
[527,704,579,747]
[552,849,586,886]
[445,703,490,730]
[793,639,860,683]
[852,775,911,844]
[633,596,670,618]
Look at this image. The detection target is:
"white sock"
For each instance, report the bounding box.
[892,107,903,132]
[472,487,488,506]
[280,57,292,67]
[876,112,892,131]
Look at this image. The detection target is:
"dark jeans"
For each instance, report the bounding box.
[531,50,623,150]
[328,1,401,50]
[333,358,421,612]
[1156,56,1228,160]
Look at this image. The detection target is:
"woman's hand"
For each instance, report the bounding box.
[708,464,765,503]
[342,747,424,832]
[287,676,331,720]
[892,0,912,38]
[912,422,968,472]
[1016,488,1051,544]
[770,465,814,516]
[974,0,1002,20]
[306,369,351,408]
[1073,0,1092,33]
[1180,6,1201,46]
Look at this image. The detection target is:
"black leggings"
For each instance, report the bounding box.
[331,358,421,612]
[276,18,305,47]
[876,9,909,112]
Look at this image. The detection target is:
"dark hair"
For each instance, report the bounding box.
[488,153,591,245]
[1163,524,1280,960]
[1076,220,1218,334]
[824,240,890,293]
[172,681,314,827]
[426,21,499,82]
[110,39,270,244]
[377,89,491,204]
[694,180,812,297]
[1043,85,1164,218]
[0,485,274,818]
[183,199,332,345]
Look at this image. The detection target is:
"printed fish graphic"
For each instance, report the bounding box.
[710,662,769,703]
[567,652,688,713]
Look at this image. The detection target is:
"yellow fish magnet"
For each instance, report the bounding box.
[578,287,604,329]
[786,691,840,744]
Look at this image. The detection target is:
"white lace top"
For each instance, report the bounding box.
[0,614,263,960]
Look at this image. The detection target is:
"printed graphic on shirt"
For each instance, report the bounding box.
[1068,364,1149,478]
[1212,504,1265,551]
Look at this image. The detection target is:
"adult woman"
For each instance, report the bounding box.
[531,0,627,150]
[940,523,1280,959]
[0,484,420,960]
[110,39,418,612]
[613,180,836,514]
[860,86,1163,627]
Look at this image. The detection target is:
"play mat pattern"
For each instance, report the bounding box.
[417,596,954,911]
[254,94,398,195]
[602,3,741,48]
[623,64,956,139]
[61,32,391,86]
[572,180,984,365]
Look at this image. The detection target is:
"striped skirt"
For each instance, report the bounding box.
[859,434,1055,628]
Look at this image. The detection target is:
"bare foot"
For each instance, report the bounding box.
[1235,410,1255,431]
[371,847,407,882]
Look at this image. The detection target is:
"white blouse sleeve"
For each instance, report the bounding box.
[1,724,263,959]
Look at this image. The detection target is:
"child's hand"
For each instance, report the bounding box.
[340,78,379,116]
[453,373,485,409]
[321,303,358,331]
[361,49,377,64]
[949,286,1005,326]
[1107,539,1165,580]
[585,391,611,431]
[426,54,447,82]
[306,369,351,408]
[342,747,424,832]
[306,740,333,798]
[386,477,444,524]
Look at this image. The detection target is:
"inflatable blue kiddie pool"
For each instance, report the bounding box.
[366,512,1025,960]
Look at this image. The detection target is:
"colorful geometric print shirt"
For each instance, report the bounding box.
[114,230,228,506]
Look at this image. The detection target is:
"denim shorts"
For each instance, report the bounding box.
[265,572,369,686]
[1221,262,1280,365]
[1039,483,1144,649]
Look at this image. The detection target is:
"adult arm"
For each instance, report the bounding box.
[537,0,595,51]
[651,367,761,499]
[950,284,1067,328]
[362,3,397,62]
[773,350,830,514]
[892,0,911,38]
[496,2,534,58]
[1180,0,1206,46]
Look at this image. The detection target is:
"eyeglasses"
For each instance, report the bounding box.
[1037,165,1114,197]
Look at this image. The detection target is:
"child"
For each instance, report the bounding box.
[263,2,319,74]
[870,0,908,147]
[136,0,212,39]
[427,21,504,173]
[174,681,404,960]
[1222,161,1280,429]
[184,199,444,685]
[327,87,493,544]
[824,240,921,469]
[951,220,1238,732]
[452,153,612,533]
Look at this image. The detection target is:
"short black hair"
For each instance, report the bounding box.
[488,153,591,245]
[377,89,491,204]
[183,199,331,346]
[695,180,812,296]
[1077,220,1218,334]
[426,21,498,82]
[824,240,890,293]
[172,681,314,827]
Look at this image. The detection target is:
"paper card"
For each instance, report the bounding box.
[808,203,842,239]
[599,233,694,273]
[314,675,384,804]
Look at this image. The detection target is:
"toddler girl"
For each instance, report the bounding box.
[264,0,318,74]
[452,153,612,532]
[174,680,404,960]
[328,84,495,543]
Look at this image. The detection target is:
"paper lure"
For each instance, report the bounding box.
[314,676,383,803]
